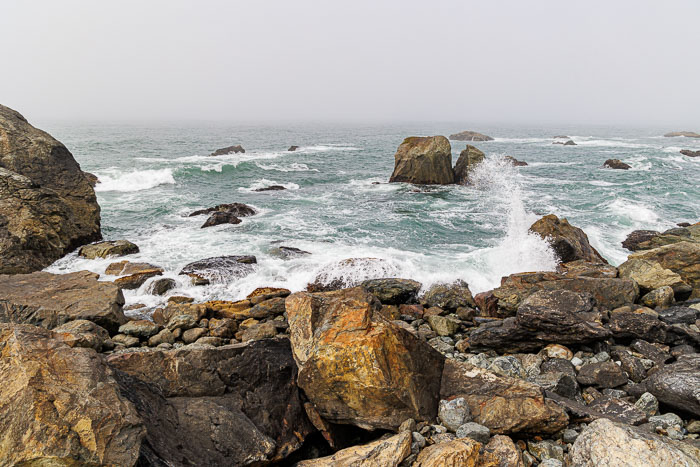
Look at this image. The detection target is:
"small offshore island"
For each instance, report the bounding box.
[2,103,700,466]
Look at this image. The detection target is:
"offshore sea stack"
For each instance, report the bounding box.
[0,104,101,274]
[389,136,455,184]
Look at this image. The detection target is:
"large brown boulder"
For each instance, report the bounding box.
[440,359,568,434]
[453,144,485,184]
[389,136,455,185]
[0,270,126,333]
[449,130,494,141]
[107,338,315,463]
[627,241,700,291]
[0,104,101,273]
[0,323,145,465]
[618,258,689,294]
[622,224,700,251]
[529,214,607,264]
[286,287,445,430]
[296,432,412,467]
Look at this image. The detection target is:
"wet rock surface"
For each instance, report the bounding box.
[389,136,455,185]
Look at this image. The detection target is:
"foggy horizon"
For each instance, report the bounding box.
[2,0,699,127]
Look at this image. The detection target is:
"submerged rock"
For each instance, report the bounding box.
[530,214,607,264]
[79,239,139,259]
[453,144,485,184]
[570,418,700,466]
[209,144,245,156]
[0,270,126,333]
[286,287,444,430]
[188,202,256,218]
[254,185,286,191]
[0,104,102,274]
[449,130,494,141]
[389,136,455,185]
[0,324,145,465]
[179,255,257,284]
[603,159,631,170]
[270,245,312,259]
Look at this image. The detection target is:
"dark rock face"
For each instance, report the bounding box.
[664,131,700,138]
[389,136,455,185]
[603,159,631,170]
[504,155,528,166]
[680,149,700,157]
[622,230,660,251]
[440,360,568,434]
[422,281,475,311]
[553,139,576,145]
[0,270,126,333]
[288,145,299,151]
[470,290,611,352]
[608,310,699,346]
[201,211,242,228]
[361,278,422,305]
[642,353,700,416]
[0,324,145,465]
[448,131,494,141]
[587,397,647,425]
[254,185,286,192]
[576,361,628,388]
[108,338,315,464]
[286,287,445,430]
[149,278,177,296]
[622,224,700,251]
[210,144,245,156]
[188,202,256,218]
[453,145,485,184]
[270,245,312,259]
[179,255,257,284]
[530,214,607,264]
[0,104,102,273]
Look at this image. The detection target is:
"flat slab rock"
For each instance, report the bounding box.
[0,270,126,333]
[179,255,257,284]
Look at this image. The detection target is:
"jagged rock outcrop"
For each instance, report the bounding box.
[530,214,607,264]
[0,324,145,465]
[603,159,631,170]
[453,145,485,184]
[389,136,455,185]
[286,287,445,430]
[188,202,256,218]
[0,270,126,333]
[570,418,700,466]
[209,144,245,156]
[449,130,494,141]
[0,104,101,273]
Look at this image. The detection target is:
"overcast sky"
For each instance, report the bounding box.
[1,0,698,125]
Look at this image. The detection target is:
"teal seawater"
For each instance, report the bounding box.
[41,122,700,311]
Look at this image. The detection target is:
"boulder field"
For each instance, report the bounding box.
[0,104,101,274]
[1,214,700,465]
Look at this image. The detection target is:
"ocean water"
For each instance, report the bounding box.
[41,122,700,312]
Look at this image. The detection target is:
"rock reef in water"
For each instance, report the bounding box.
[603,159,631,170]
[453,145,485,185]
[664,131,700,138]
[448,130,494,141]
[680,149,700,157]
[209,144,245,156]
[0,104,101,273]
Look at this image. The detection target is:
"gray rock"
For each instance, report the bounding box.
[648,413,683,430]
[634,392,659,418]
[643,353,700,416]
[488,356,527,379]
[528,440,564,462]
[438,397,471,432]
[455,422,490,443]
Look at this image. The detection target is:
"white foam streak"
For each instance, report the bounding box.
[94,169,175,192]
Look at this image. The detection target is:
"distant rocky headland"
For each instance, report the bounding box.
[1,104,700,466]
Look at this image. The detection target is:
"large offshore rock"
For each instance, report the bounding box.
[107,337,314,462]
[449,130,494,141]
[296,432,411,467]
[453,144,485,184]
[0,270,126,333]
[0,104,101,273]
[188,201,256,218]
[570,418,700,466]
[286,287,445,430]
[440,360,568,435]
[626,241,700,290]
[470,290,611,353]
[0,324,144,465]
[490,271,638,315]
[642,353,700,416]
[389,136,455,185]
[529,214,607,264]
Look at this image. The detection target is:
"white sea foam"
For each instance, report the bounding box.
[589,180,617,187]
[238,178,300,192]
[94,168,175,192]
[255,162,318,172]
[607,198,660,225]
[302,144,361,152]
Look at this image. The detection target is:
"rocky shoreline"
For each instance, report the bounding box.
[1,105,700,466]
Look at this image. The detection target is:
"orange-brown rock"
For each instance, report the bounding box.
[530,214,607,264]
[296,432,411,466]
[0,323,144,465]
[413,437,482,467]
[106,260,164,290]
[205,299,252,319]
[440,360,568,434]
[286,287,445,430]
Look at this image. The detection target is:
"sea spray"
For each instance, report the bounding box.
[95,168,175,192]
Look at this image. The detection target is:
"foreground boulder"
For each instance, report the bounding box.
[108,337,315,463]
[414,437,482,466]
[0,104,101,273]
[78,239,139,259]
[286,287,445,430]
[179,255,257,284]
[603,159,631,170]
[530,214,607,264]
[449,130,494,141]
[0,324,144,465]
[642,353,700,416]
[627,241,700,291]
[0,270,126,333]
[570,418,700,466]
[389,136,455,185]
[297,432,411,467]
[453,145,485,184]
[440,359,568,434]
[210,144,245,156]
[361,278,421,304]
